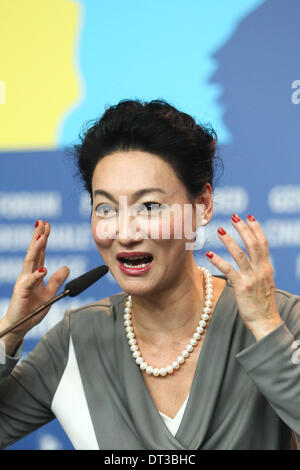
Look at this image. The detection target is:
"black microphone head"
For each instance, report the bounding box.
[64,265,109,297]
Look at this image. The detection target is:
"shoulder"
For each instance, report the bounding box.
[65,290,127,324]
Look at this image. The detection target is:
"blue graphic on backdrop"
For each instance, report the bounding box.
[207,0,300,294]
[59,0,265,148]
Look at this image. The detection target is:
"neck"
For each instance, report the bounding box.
[129,263,208,343]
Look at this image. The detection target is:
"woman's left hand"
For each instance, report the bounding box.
[205,213,283,341]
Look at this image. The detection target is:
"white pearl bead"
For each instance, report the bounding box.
[177,355,184,364]
[203,307,211,315]
[205,294,213,301]
[146,366,153,375]
[125,266,213,378]
[132,350,140,358]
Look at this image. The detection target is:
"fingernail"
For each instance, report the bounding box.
[36,234,41,240]
[231,214,241,223]
[217,227,226,236]
[35,220,39,228]
[206,251,214,259]
[38,267,45,273]
[247,214,256,222]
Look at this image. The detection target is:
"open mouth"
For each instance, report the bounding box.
[118,255,153,268]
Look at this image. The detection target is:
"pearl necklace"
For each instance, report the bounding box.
[123,266,213,377]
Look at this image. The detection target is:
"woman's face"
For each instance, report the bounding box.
[91,150,209,296]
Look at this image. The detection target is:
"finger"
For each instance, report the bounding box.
[44,266,70,298]
[18,266,48,293]
[205,250,239,284]
[21,219,46,274]
[35,221,50,270]
[230,214,262,265]
[246,214,271,262]
[216,225,252,272]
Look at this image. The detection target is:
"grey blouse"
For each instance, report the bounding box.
[0,275,300,450]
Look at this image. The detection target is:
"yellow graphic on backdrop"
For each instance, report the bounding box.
[0,0,81,149]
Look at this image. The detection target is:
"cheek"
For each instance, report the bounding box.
[91,217,116,248]
[159,207,193,241]
[138,211,184,241]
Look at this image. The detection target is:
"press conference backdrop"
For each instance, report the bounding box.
[0,0,300,450]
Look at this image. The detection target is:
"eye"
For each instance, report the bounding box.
[95,203,116,217]
[138,202,163,214]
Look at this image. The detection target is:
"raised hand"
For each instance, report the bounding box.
[0,220,70,348]
[205,214,283,341]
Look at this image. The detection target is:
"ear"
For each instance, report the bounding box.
[193,183,213,227]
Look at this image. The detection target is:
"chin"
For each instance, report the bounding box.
[117,278,157,297]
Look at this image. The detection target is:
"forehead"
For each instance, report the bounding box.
[92,150,181,192]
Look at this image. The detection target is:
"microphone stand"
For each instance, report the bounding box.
[0,289,71,339]
[0,265,108,339]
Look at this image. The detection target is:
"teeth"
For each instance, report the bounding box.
[123,262,150,268]
[122,256,149,260]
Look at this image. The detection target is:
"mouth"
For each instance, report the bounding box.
[116,253,154,274]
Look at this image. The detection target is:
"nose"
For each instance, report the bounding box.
[117,210,145,245]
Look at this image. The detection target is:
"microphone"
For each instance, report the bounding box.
[0,265,109,339]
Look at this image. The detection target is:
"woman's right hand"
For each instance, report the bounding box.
[0,219,70,350]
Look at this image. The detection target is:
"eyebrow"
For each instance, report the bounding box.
[93,188,166,204]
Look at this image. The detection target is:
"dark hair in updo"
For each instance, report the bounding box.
[71,99,222,204]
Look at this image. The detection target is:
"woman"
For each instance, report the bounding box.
[0,99,299,450]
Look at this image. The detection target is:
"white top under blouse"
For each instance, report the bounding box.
[158,394,189,437]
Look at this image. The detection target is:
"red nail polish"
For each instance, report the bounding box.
[231,214,241,223]
[217,227,226,236]
[36,234,41,240]
[206,251,214,259]
[247,214,256,222]
[38,267,45,273]
[35,220,39,228]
